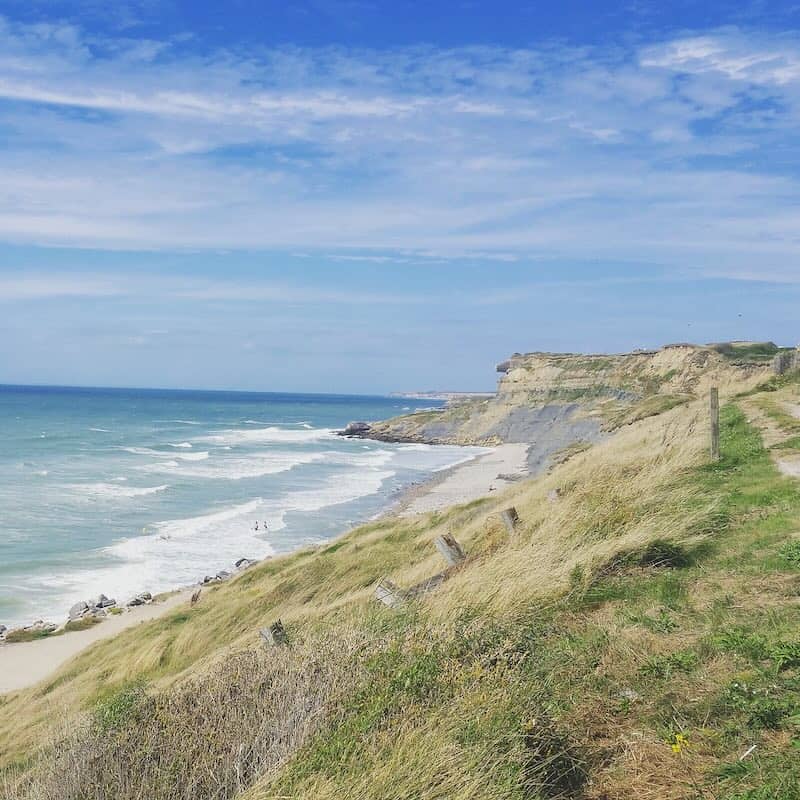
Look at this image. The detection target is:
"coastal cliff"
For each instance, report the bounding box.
[3,343,800,800]
[347,342,776,471]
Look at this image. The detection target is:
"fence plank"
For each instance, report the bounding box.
[434,533,466,566]
[500,507,519,536]
[375,578,405,608]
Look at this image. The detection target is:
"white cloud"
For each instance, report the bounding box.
[640,33,800,85]
[0,274,125,299]
[0,18,799,279]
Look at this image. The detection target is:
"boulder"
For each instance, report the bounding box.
[339,421,371,437]
[235,557,256,570]
[92,594,116,608]
[202,575,215,584]
[69,601,89,619]
[216,570,231,581]
[127,591,151,607]
[0,624,7,637]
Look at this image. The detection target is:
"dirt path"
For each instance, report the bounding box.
[740,397,800,480]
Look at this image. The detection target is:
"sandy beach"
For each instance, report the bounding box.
[0,444,529,695]
[399,443,529,516]
[0,590,192,694]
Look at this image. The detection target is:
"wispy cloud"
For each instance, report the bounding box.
[0,271,438,305]
[1,17,800,279]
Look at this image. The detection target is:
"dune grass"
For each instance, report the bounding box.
[4,386,800,799]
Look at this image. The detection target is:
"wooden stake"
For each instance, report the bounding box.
[260,619,288,646]
[500,507,519,536]
[434,533,466,567]
[374,578,405,608]
[406,572,446,599]
[710,387,720,461]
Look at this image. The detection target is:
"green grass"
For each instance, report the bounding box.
[7,396,800,800]
[3,628,54,644]
[260,404,800,799]
[64,616,102,633]
[711,341,782,363]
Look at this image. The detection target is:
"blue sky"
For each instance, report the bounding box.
[1,1,799,392]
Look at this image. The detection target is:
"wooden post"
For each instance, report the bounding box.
[374,578,405,608]
[260,619,288,646]
[500,507,519,536]
[710,387,720,461]
[434,533,465,567]
[406,572,446,599]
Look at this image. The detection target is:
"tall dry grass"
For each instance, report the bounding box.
[5,630,372,800]
[2,396,722,800]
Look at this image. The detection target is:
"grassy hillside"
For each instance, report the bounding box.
[3,375,800,799]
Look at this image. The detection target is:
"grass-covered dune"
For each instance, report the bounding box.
[3,374,800,800]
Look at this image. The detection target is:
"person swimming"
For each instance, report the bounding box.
[254,521,259,531]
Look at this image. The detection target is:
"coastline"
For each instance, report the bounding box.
[0,590,193,694]
[0,442,529,695]
[391,442,529,516]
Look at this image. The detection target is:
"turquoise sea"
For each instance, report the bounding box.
[0,386,482,629]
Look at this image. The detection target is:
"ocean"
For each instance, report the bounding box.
[0,385,483,629]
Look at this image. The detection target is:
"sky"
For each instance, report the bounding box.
[1,1,800,392]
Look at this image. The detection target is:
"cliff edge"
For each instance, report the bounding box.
[345,342,779,472]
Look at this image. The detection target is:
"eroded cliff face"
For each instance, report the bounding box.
[355,344,773,471]
[496,344,763,404]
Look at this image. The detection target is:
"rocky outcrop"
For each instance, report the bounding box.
[340,421,372,436]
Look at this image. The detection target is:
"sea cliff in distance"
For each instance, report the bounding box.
[2,339,800,800]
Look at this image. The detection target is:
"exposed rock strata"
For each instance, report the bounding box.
[341,343,773,475]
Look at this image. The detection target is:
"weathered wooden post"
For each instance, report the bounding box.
[500,506,519,536]
[434,533,465,567]
[710,387,720,461]
[260,619,288,646]
[374,578,405,608]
